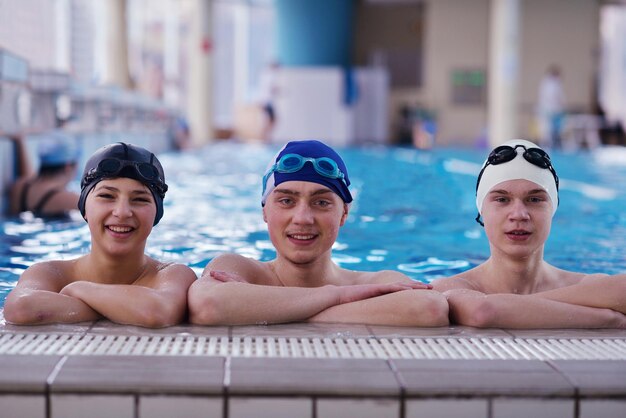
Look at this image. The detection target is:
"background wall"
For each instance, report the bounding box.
[518,0,600,139]
[377,0,600,146]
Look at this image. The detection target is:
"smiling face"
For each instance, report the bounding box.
[262,181,348,266]
[84,177,156,257]
[481,179,553,259]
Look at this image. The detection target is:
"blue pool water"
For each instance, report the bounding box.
[2,142,626,307]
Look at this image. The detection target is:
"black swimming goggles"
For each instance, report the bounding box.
[262,153,347,195]
[82,158,168,197]
[475,144,559,192]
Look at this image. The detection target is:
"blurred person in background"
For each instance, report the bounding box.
[6,129,80,218]
[257,61,280,142]
[537,65,566,149]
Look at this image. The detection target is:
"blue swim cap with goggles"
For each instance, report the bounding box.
[78,143,168,225]
[261,140,353,206]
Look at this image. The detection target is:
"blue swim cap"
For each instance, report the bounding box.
[262,140,352,205]
[38,133,80,166]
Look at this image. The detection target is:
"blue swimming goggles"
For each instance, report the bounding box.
[262,153,348,195]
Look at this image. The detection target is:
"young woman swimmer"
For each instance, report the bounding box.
[4,143,196,328]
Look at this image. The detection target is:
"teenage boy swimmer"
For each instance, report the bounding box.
[433,139,626,328]
[189,140,449,326]
[4,143,196,327]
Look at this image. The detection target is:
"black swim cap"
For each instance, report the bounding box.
[78,142,168,225]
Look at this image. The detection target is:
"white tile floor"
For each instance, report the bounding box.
[405,399,489,418]
[316,398,399,418]
[51,394,135,418]
[0,395,46,418]
[229,397,312,418]
[138,396,223,418]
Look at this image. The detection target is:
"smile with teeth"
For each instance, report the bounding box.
[289,233,317,240]
[107,225,134,233]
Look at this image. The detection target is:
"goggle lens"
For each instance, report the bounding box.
[315,158,336,175]
[137,163,159,179]
[280,155,304,171]
[524,149,550,168]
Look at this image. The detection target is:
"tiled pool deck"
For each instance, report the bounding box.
[0,314,625,418]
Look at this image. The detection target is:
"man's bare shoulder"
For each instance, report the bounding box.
[431,269,482,292]
[203,253,273,284]
[549,266,599,288]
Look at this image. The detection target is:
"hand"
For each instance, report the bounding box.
[59,281,90,298]
[209,270,248,283]
[337,281,432,304]
[611,311,626,329]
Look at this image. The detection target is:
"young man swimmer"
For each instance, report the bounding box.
[433,139,626,328]
[4,143,196,327]
[189,140,449,326]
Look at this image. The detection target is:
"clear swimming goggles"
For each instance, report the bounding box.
[475,144,559,192]
[82,158,168,197]
[262,153,347,195]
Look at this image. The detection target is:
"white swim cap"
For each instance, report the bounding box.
[475,139,559,216]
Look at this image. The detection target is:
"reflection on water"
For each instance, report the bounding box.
[2,143,626,305]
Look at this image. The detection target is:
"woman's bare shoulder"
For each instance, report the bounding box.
[18,258,81,290]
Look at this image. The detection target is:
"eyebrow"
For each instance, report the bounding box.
[273,187,334,197]
[96,185,151,195]
[489,188,548,196]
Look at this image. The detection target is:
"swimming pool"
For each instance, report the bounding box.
[1,142,626,307]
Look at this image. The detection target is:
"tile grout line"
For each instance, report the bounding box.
[386,358,406,418]
[223,356,231,418]
[545,359,580,397]
[45,355,68,418]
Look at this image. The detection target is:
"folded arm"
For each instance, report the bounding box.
[4,288,101,325]
[60,264,196,328]
[445,289,626,329]
[189,253,433,326]
[3,263,100,325]
[308,289,449,327]
[534,274,626,314]
[188,276,427,326]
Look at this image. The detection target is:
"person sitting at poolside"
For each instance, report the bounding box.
[433,139,626,328]
[6,131,80,218]
[4,143,196,327]
[188,140,449,326]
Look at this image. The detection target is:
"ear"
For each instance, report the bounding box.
[262,206,268,223]
[339,203,350,227]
